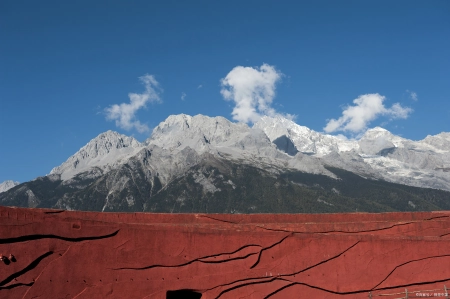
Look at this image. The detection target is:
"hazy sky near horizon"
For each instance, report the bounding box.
[1,0,449,183]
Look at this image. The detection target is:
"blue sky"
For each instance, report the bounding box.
[1,0,449,183]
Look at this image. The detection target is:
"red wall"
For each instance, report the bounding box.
[1,206,449,298]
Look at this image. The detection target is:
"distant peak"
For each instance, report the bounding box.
[360,127,394,140]
[0,180,20,193]
[153,114,236,133]
[49,130,143,180]
[88,130,140,145]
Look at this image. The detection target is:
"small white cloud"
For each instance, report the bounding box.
[197,84,203,89]
[181,92,187,101]
[105,74,162,133]
[324,93,412,134]
[406,89,418,101]
[220,63,289,123]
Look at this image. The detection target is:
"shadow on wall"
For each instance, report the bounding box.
[166,289,202,299]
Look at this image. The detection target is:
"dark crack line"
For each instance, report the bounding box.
[209,241,360,298]
[440,232,450,237]
[263,282,296,299]
[255,219,442,235]
[113,253,259,271]
[0,230,119,244]
[424,215,449,221]
[113,234,293,271]
[371,254,450,290]
[198,244,262,260]
[43,210,65,214]
[0,282,34,290]
[213,277,279,299]
[198,215,238,224]
[0,251,53,286]
[113,243,263,270]
[262,276,450,298]
[282,241,360,278]
[250,233,293,269]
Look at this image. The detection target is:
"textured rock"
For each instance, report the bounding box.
[50,130,143,180]
[1,206,450,298]
[0,181,19,194]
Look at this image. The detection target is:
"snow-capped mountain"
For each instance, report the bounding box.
[50,130,143,180]
[1,114,450,213]
[146,114,332,176]
[253,115,450,191]
[43,114,450,191]
[0,180,19,193]
[253,115,358,155]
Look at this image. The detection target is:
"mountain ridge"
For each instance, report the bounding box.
[1,113,450,213]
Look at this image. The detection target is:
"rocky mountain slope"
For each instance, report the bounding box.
[1,114,449,213]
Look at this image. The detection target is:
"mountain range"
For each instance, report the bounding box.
[1,114,450,213]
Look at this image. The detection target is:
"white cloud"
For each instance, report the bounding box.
[406,89,418,101]
[221,63,291,123]
[197,84,203,89]
[324,93,413,134]
[105,74,162,133]
[181,92,186,101]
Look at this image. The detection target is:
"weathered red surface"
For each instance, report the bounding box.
[1,206,450,298]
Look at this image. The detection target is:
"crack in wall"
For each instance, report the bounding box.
[371,254,450,289]
[211,241,360,298]
[424,215,449,221]
[254,216,448,236]
[0,282,34,290]
[0,251,53,287]
[43,210,65,214]
[263,281,296,299]
[113,243,264,270]
[198,215,239,224]
[250,233,293,269]
[261,276,450,298]
[0,230,119,244]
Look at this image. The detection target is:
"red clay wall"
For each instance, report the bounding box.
[1,206,449,298]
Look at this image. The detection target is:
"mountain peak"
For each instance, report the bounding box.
[360,126,398,140]
[50,131,143,180]
[148,114,253,152]
[254,115,358,155]
[0,180,20,193]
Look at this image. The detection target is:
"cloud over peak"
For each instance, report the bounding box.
[324,93,412,134]
[221,63,290,123]
[105,74,162,133]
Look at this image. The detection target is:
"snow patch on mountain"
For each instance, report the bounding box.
[254,115,450,190]
[421,132,450,152]
[50,131,143,180]
[147,114,334,177]
[254,115,358,155]
[0,180,20,193]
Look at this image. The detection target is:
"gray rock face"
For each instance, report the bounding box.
[273,135,299,156]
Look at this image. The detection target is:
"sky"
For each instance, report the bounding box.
[1,0,449,183]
